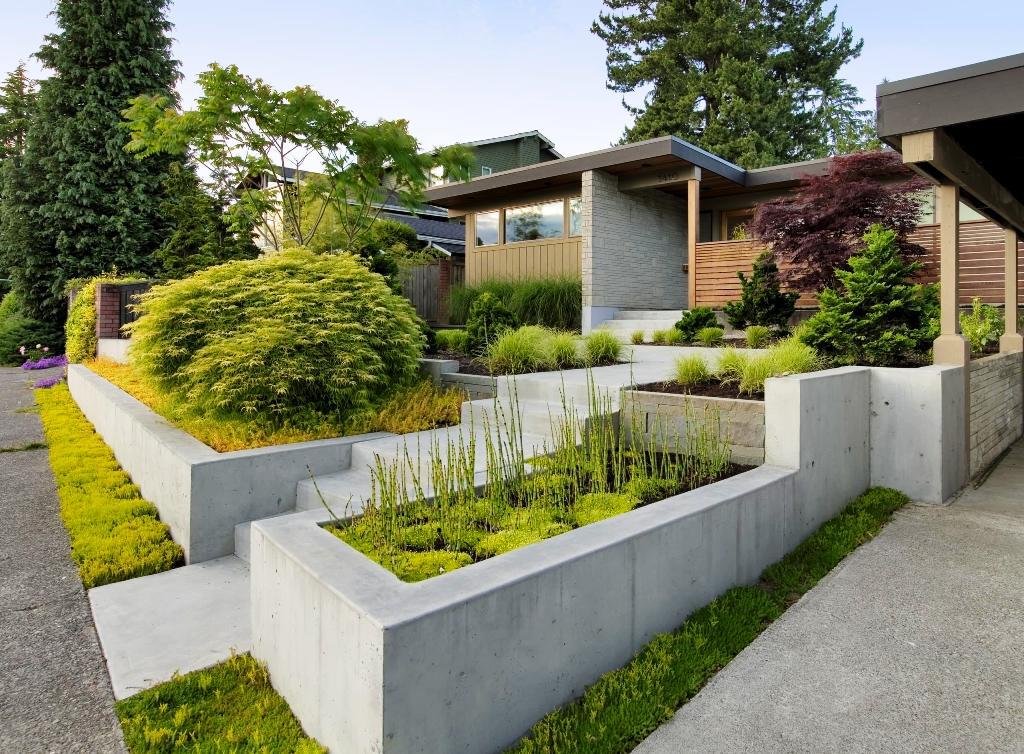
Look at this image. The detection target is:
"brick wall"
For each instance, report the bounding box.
[969,351,1024,475]
[95,283,121,339]
[582,169,687,312]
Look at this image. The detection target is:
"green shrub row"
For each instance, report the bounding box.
[674,338,821,395]
[449,277,582,331]
[36,384,183,588]
[510,487,909,753]
[485,326,622,375]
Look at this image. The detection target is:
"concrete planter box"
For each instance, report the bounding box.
[66,365,389,563]
[420,356,499,400]
[623,389,765,465]
[251,368,879,754]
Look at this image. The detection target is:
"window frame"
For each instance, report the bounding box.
[503,198,568,245]
[471,195,585,249]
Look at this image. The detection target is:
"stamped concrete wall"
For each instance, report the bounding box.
[251,367,872,754]
[582,169,687,331]
[623,390,765,465]
[969,351,1024,476]
[67,365,389,563]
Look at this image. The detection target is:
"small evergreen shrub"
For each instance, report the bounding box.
[630,330,645,345]
[695,327,724,346]
[583,329,622,365]
[435,328,470,355]
[675,307,718,341]
[466,292,519,352]
[800,225,937,367]
[960,297,1004,354]
[0,292,65,367]
[745,325,772,349]
[129,249,425,430]
[674,355,711,387]
[723,252,798,330]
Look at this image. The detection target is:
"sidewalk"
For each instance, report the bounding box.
[636,442,1024,753]
[0,368,126,753]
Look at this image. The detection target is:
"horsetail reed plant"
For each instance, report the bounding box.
[323,369,735,582]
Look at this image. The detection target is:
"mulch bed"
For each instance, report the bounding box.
[634,380,764,401]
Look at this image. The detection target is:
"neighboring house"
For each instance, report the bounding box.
[424,135,1017,332]
[429,131,562,184]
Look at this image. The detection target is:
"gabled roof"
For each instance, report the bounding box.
[463,130,562,158]
[380,212,465,244]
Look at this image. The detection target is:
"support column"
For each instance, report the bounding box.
[686,178,699,310]
[933,182,970,365]
[1000,227,1023,353]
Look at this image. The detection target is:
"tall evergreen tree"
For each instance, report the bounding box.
[0,1,179,322]
[592,0,870,167]
[0,64,36,161]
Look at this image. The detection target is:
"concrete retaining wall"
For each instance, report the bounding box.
[420,358,498,400]
[969,351,1024,475]
[96,337,131,363]
[623,389,765,465]
[67,365,389,563]
[251,367,872,754]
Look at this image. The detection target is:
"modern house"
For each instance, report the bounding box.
[424,130,1020,336]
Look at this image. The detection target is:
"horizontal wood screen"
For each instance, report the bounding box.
[694,221,1023,308]
[467,238,582,285]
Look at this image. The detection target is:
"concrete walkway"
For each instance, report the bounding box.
[0,367,126,753]
[637,442,1024,754]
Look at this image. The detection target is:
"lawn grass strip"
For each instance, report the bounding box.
[36,383,183,588]
[509,487,908,753]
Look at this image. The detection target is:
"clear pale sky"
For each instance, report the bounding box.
[2,1,1022,157]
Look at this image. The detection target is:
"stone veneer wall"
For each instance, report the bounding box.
[969,351,1024,476]
[582,169,687,326]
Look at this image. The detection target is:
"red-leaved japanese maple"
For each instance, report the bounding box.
[750,150,928,291]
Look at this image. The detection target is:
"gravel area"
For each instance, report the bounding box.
[0,367,126,753]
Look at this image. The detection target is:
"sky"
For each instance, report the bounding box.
[2,1,1023,158]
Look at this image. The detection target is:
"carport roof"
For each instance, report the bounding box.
[877,52,1024,235]
[425,135,830,209]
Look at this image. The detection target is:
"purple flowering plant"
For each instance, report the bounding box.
[22,353,69,370]
[33,375,63,389]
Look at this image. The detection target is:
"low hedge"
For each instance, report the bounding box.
[36,384,183,588]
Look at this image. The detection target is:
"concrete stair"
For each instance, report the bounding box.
[600,310,684,342]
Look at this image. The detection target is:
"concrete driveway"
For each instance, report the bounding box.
[636,441,1024,754]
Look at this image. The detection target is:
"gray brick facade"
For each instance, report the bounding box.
[582,169,687,322]
[969,351,1024,475]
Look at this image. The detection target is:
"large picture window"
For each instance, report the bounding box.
[475,210,500,246]
[505,200,564,243]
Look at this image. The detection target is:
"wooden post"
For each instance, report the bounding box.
[933,182,969,365]
[1000,227,1023,353]
[687,178,699,310]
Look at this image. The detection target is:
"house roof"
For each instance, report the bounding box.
[424,136,830,209]
[380,212,465,246]
[877,53,1024,235]
[462,130,563,158]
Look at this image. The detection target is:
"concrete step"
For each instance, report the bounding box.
[612,309,684,320]
[88,556,250,700]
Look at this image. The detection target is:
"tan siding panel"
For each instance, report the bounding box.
[468,238,582,285]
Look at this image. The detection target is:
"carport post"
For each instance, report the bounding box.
[933,182,970,366]
[1000,227,1023,353]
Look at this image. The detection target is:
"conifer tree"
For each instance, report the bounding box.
[0,64,35,161]
[592,0,870,167]
[0,1,179,322]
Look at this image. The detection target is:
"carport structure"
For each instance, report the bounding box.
[878,53,1024,364]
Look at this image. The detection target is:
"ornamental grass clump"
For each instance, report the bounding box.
[673,355,711,387]
[484,326,583,374]
[715,347,750,384]
[745,325,772,349]
[696,326,725,346]
[129,249,425,431]
[631,330,645,345]
[435,328,470,355]
[738,338,821,396]
[583,329,622,365]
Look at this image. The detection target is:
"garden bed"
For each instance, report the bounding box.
[635,379,763,401]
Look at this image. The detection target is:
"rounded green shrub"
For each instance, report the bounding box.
[128,249,425,428]
[466,292,518,352]
[674,307,718,341]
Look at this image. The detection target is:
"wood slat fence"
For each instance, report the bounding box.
[694,220,1023,308]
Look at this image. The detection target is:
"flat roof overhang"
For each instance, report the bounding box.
[878,52,1024,235]
[425,136,832,211]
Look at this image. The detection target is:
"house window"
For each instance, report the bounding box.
[429,165,446,187]
[475,210,500,246]
[568,196,582,236]
[505,200,563,243]
[722,209,755,240]
[480,166,493,176]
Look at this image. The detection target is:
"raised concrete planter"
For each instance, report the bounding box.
[67,365,390,563]
[420,357,498,400]
[623,389,765,465]
[251,367,873,754]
